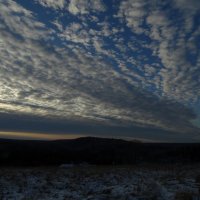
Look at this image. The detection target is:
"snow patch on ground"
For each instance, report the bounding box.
[0,165,200,199]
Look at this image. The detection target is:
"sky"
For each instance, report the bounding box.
[0,0,200,142]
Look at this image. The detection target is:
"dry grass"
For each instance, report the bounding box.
[0,165,199,199]
[175,191,194,200]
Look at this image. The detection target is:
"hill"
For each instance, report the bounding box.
[0,137,199,166]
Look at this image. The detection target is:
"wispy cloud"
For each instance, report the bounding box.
[35,0,66,9]
[68,0,106,15]
[117,0,200,102]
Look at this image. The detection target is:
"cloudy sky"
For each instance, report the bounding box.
[0,0,200,142]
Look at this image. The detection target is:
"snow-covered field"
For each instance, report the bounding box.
[0,165,200,200]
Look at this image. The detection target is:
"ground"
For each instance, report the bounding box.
[0,164,200,200]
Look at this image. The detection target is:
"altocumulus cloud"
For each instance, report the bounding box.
[0,0,200,142]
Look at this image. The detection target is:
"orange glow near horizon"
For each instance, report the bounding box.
[0,131,86,140]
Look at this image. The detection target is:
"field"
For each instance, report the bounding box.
[0,164,200,200]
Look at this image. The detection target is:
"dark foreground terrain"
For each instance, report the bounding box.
[0,165,200,199]
[0,137,200,199]
[0,137,200,166]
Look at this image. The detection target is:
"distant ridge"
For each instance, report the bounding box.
[0,136,199,166]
